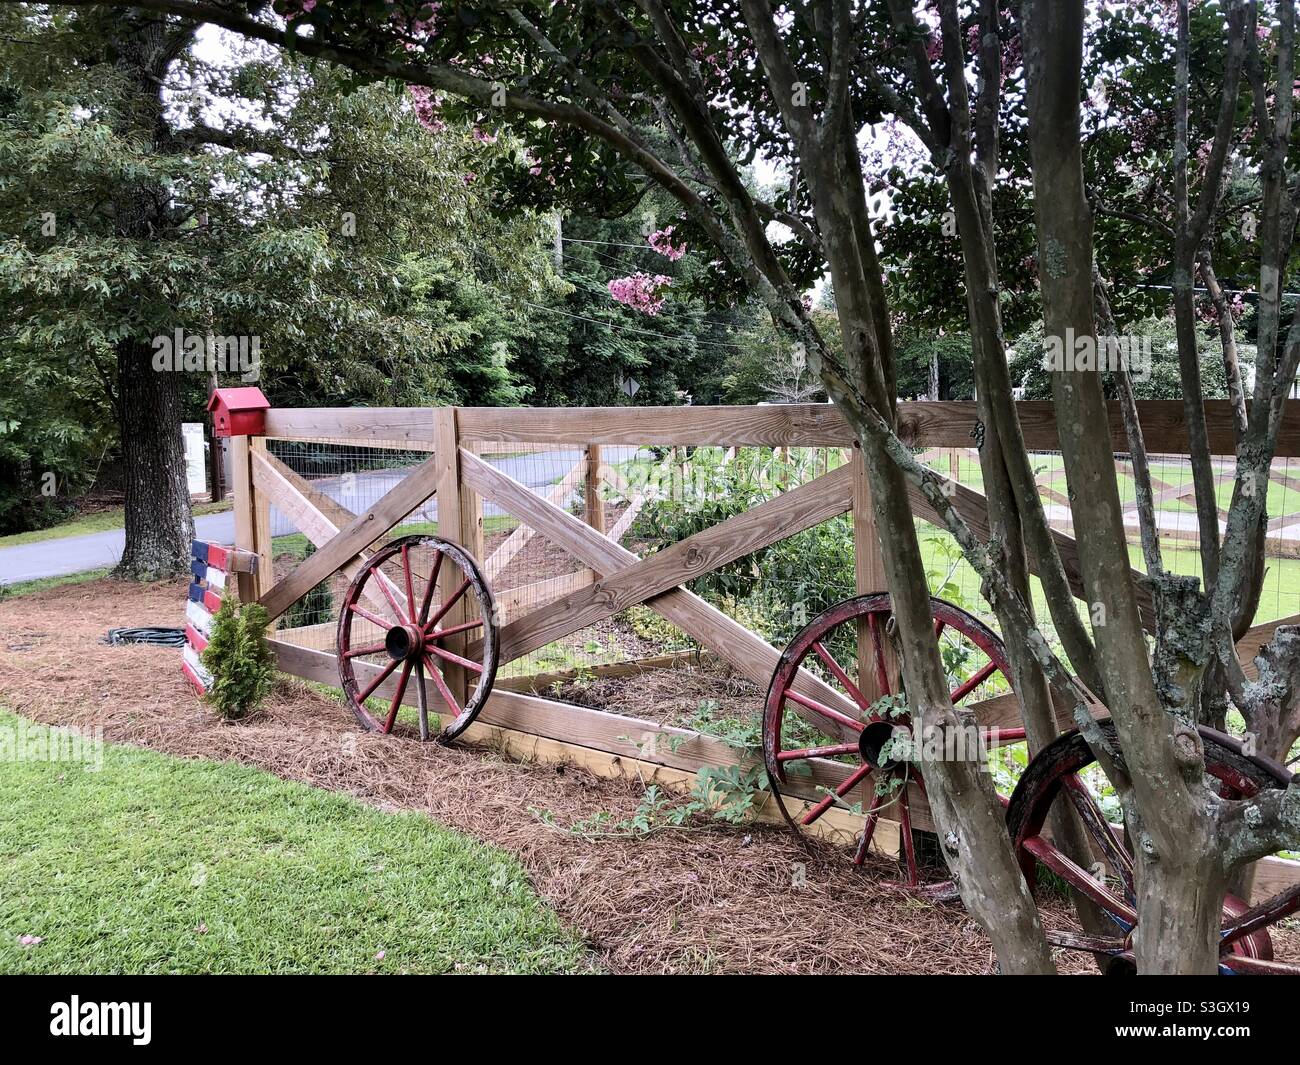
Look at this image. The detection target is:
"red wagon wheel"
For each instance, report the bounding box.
[1007,719,1299,973]
[337,535,498,743]
[764,593,1018,888]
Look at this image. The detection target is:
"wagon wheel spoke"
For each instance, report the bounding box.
[425,577,471,631]
[381,659,414,734]
[349,602,394,631]
[1220,882,1300,951]
[766,594,1017,892]
[415,660,430,742]
[782,687,865,733]
[1021,835,1137,926]
[899,784,920,886]
[867,612,891,696]
[949,658,998,705]
[853,787,889,865]
[801,761,872,827]
[374,566,407,625]
[425,642,485,674]
[428,618,484,640]
[338,536,497,743]
[401,544,418,625]
[423,653,465,719]
[811,641,872,716]
[356,657,401,705]
[776,742,860,763]
[1061,773,1134,900]
[416,549,444,626]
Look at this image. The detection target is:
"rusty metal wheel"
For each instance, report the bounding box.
[763,593,1019,889]
[1007,719,1300,973]
[337,535,498,743]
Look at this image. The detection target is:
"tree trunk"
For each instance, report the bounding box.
[1134,830,1226,973]
[104,11,197,580]
[116,338,193,579]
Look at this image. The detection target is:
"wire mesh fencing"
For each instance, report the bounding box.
[260,428,1300,711]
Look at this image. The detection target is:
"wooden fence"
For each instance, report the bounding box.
[230,399,1300,899]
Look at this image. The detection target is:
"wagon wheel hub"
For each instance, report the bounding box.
[858,718,903,771]
[384,623,426,663]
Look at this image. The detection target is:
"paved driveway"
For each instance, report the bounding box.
[0,447,643,585]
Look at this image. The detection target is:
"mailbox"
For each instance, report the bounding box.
[207,387,270,438]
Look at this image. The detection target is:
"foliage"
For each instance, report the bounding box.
[201,600,277,721]
[1007,316,1233,401]
[0,10,560,531]
[533,763,766,840]
[893,330,977,401]
[515,204,769,407]
[633,448,855,654]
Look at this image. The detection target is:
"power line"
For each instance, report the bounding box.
[561,236,658,249]
[514,298,751,352]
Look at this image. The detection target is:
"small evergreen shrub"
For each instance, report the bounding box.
[201,600,277,720]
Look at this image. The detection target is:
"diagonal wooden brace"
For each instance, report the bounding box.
[257,450,441,621]
[485,464,854,665]
[250,450,411,621]
[459,449,861,721]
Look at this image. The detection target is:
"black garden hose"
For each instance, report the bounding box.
[103,627,187,648]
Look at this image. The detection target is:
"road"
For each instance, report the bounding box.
[0,446,642,585]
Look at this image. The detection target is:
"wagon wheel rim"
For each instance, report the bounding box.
[336,534,498,743]
[763,593,1015,890]
[1006,719,1299,973]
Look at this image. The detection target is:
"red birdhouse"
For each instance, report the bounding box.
[207,387,270,438]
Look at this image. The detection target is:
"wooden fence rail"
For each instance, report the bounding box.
[233,400,1300,899]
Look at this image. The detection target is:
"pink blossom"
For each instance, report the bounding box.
[472,126,497,145]
[408,85,446,134]
[608,273,672,315]
[18,935,42,947]
[461,172,476,186]
[648,226,686,261]
[375,949,386,961]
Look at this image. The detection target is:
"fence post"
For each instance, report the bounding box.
[851,447,893,704]
[433,406,480,703]
[230,436,255,603]
[249,438,273,601]
[585,444,606,534]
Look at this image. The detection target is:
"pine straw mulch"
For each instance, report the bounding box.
[0,575,1104,974]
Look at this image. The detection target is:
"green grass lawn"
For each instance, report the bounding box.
[0,500,231,549]
[0,710,591,974]
[0,568,112,599]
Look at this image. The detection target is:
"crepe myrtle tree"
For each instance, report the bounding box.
[42,0,1300,973]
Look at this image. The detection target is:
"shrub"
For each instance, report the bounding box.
[201,600,277,720]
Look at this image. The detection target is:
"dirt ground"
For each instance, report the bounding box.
[0,574,1250,975]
